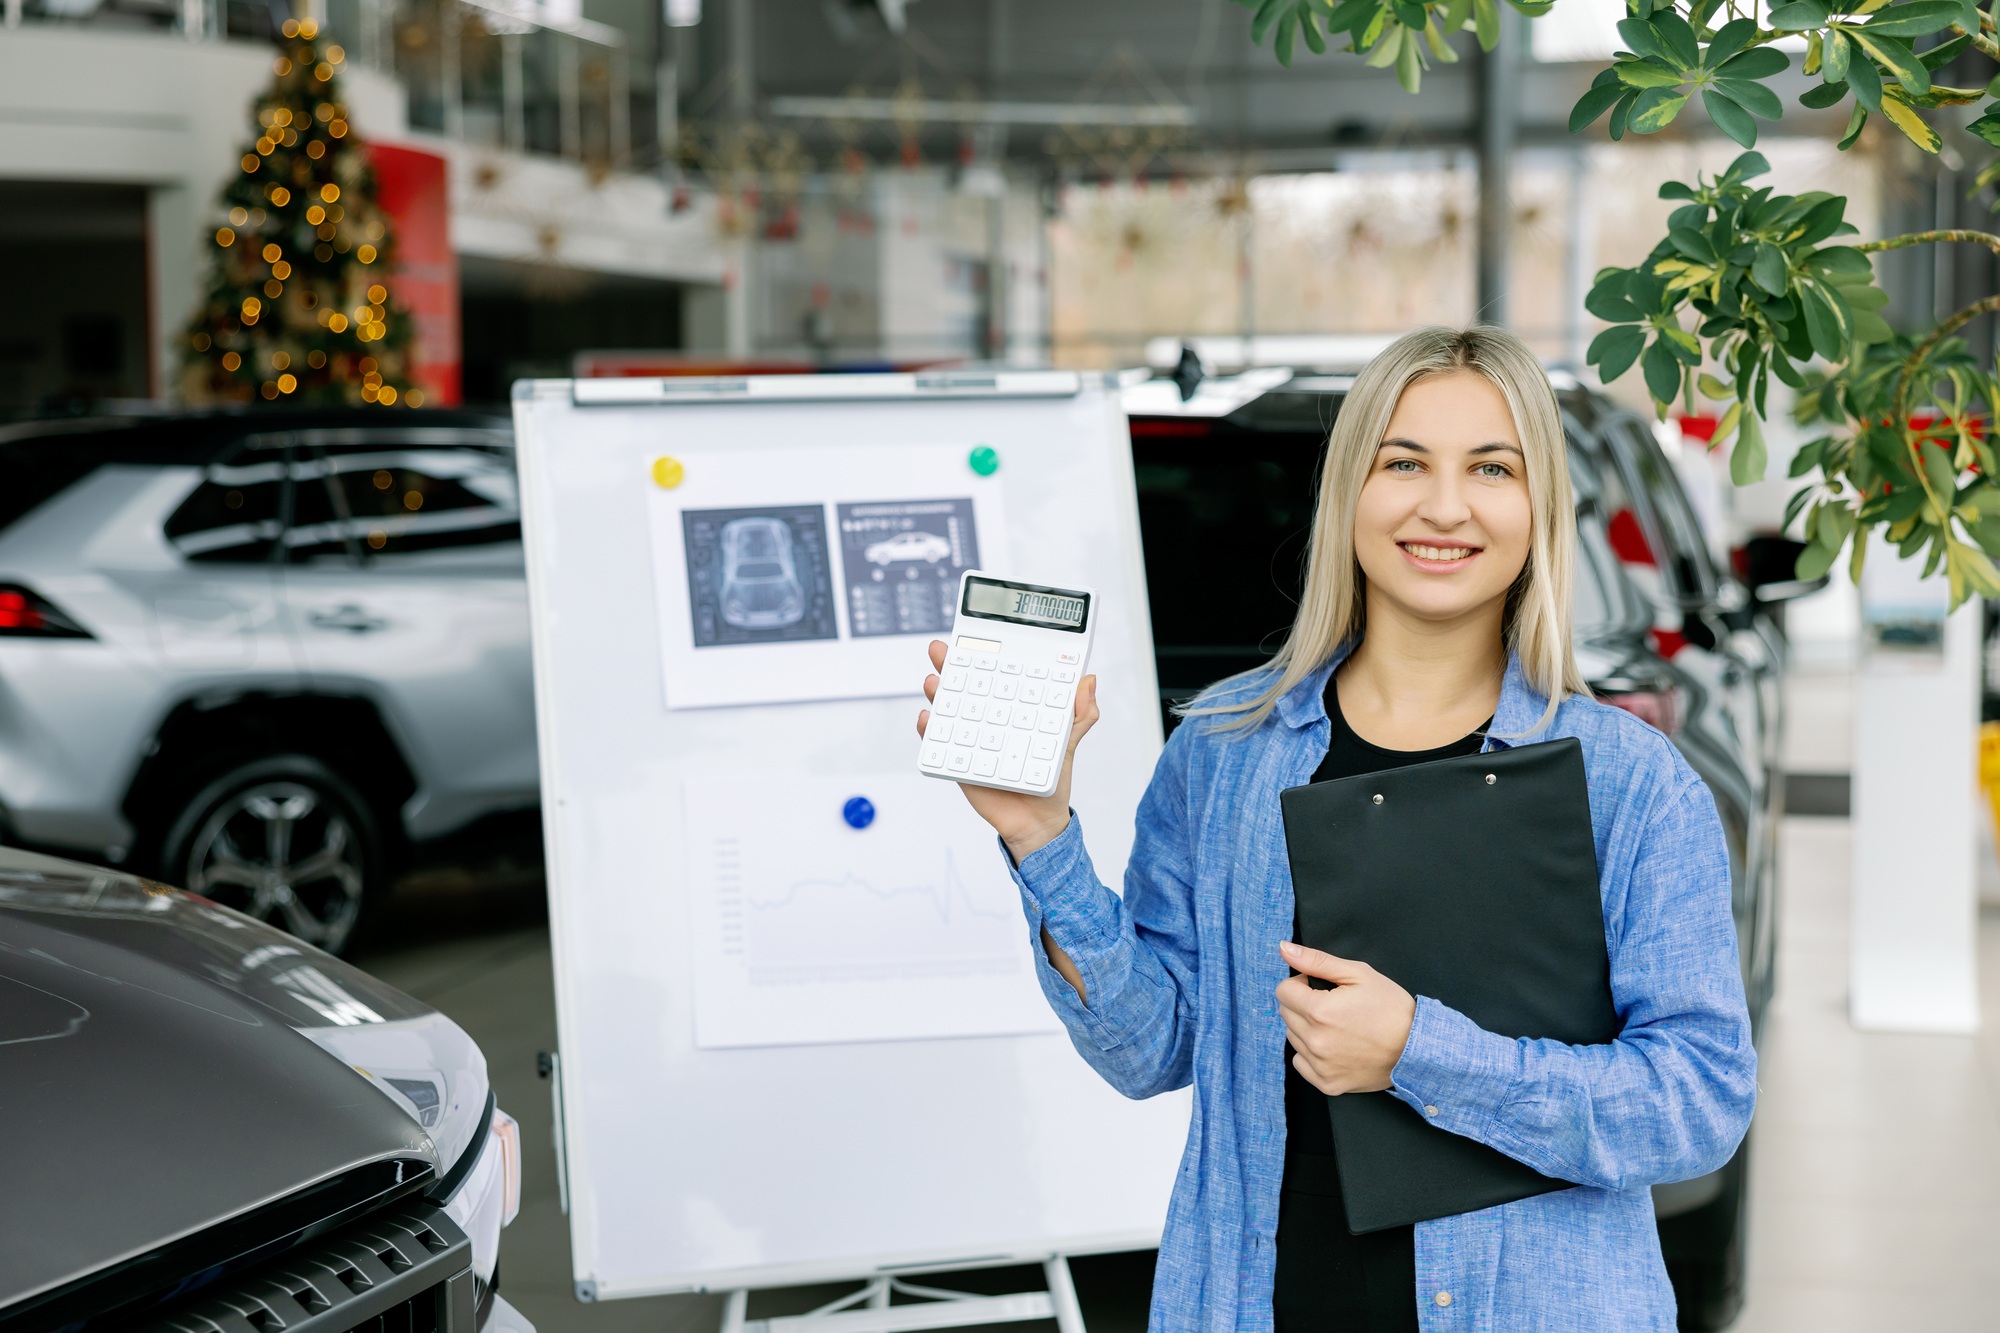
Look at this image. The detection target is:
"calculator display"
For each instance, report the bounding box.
[962,577,1090,631]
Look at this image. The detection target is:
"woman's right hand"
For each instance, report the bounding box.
[916,638,1100,863]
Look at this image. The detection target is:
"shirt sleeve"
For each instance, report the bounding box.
[1004,722,1203,1100]
[1384,773,1757,1190]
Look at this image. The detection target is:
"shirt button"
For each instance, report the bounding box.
[1424,1104,1439,1117]
[1435,1291,1452,1307]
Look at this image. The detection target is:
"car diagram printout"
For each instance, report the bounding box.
[643,443,1007,709]
[837,498,980,638]
[684,773,1059,1048]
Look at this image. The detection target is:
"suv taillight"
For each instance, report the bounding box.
[0,585,91,638]
[1600,687,1681,736]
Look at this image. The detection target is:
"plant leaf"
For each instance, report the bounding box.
[1631,86,1692,133]
[1702,87,1758,146]
[1825,29,1852,83]
[1275,8,1299,63]
[1799,281,1848,358]
[1713,75,1785,119]
[1615,57,1687,88]
[1879,94,1942,151]
[1849,30,1931,95]
[1799,80,1849,108]
[1395,22,1423,91]
[1752,242,1789,294]
[1608,89,1639,140]
[1795,535,1840,579]
[1856,0,1962,37]
[1643,334,1683,403]
[1617,17,1681,66]
[1705,17,1759,67]
[1837,103,1868,148]
[1767,0,1831,29]
[1589,324,1648,380]
[1714,47,1789,80]
[1473,0,1499,49]
[1732,409,1769,485]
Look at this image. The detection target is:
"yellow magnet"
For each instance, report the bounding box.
[651,455,686,489]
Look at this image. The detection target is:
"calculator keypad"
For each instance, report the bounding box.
[924,642,1082,795]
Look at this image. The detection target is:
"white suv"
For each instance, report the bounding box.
[0,410,536,954]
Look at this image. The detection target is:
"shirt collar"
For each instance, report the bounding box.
[1270,642,1550,744]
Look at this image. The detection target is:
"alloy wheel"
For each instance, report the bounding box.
[185,780,367,953]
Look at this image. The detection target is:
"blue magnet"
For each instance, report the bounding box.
[842,796,876,830]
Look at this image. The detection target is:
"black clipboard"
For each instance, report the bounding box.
[1279,736,1618,1232]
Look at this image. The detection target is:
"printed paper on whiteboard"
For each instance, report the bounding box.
[685,774,1059,1048]
[645,444,1007,708]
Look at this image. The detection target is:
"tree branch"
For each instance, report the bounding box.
[1856,231,2000,257]
[1893,293,2000,425]
[1956,19,2000,62]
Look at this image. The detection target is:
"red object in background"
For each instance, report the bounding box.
[1606,507,1656,566]
[1647,626,1689,659]
[368,143,461,407]
[1676,414,1719,447]
[1600,686,1682,735]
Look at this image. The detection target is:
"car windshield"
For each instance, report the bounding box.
[738,562,784,579]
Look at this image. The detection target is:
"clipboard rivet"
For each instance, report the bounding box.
[1371,793,1383,805]
[1485,773,1496,785]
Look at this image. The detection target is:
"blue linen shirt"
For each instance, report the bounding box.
[1006,650,1756,1332]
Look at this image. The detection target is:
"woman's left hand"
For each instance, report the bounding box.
[1276,941,1418,1095]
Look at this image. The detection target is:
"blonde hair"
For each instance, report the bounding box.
[1193,325,1588,734]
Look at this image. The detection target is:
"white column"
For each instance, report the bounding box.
[1850,534,1981,1032]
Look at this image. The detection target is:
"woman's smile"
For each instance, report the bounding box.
[1396,540,1482,570]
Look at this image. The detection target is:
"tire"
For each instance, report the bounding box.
[161,755,385,957]
[1661,1135,1751,1331]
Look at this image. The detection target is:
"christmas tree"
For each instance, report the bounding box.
[183,17,418,407]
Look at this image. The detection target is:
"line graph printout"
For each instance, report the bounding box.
[685,775,1060,1048]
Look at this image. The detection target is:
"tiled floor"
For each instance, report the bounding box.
[1731,815,2000,1331]
[356,666,2000,1332]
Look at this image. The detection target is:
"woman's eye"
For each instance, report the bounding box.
[1476,462,1511,478]
[1387,458,1421,473]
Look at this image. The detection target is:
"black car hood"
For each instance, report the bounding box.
[0,861,437,1316]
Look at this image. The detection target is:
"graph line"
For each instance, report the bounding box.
[743,848,1012,925]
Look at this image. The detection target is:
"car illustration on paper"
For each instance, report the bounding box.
[863,530,954,566]
[720,517,807,629]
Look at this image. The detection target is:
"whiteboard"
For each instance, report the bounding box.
[514,373,1193,1299]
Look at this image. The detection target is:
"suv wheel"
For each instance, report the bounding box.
[162,756,383,956]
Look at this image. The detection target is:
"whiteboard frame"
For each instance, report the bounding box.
[514,373,1182,1299]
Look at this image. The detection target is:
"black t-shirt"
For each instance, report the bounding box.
[1272,674,1488,1333]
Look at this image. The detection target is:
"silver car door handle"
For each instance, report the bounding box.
[306,604,388,634]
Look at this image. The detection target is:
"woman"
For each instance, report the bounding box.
[916,326,1755,1331]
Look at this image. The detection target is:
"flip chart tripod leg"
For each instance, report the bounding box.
[1042,1256,1086,1333]
[719,1288,749,1333]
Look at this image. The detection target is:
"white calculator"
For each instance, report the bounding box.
[918,572,1095,796]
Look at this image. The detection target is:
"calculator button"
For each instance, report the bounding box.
[927,718,953,745]
[1030,735,1059,761]
[1019,681,1045,706]
[1045,684,1072,709]
[933,692,961,718]
[1001,755,1026,781]
[947,748,973,773]
[920,743,948,770]
[979,727,1005,751]
[987,703,1011,726]
[1011,708,1036,730]
[948,648,972,667]
[1025,761,1052,787]
[1026,664,1050,680]
[1004,732,1031,759]
[1056,650,1081,665]
[992,678,1017,701]
[972,752,999,778]
[960,699,985,723]
[1052,667,1078,683]
[967,674,992,697]
[942,667,967,690]
[1000,659,1023,674]
[1036,710,1065,735]
[974,653,998,671]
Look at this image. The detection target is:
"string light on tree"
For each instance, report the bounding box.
[181,18,423,407]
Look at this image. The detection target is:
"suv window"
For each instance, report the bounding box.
[1610,416,1717,603]
[286,438,519,568]
[163,441,287,564]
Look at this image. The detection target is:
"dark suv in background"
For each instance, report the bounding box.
[1122,366,1813,1330]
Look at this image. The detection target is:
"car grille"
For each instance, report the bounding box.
[152,1206,473,1333]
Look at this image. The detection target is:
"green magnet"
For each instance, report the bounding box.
[968,445,1000,476]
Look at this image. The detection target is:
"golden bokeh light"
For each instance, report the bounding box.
[216,227,235,247]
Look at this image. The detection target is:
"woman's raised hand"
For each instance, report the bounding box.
[917,638,1099,863]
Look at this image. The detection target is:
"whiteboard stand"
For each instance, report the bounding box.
[719,1258,1086,1333]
